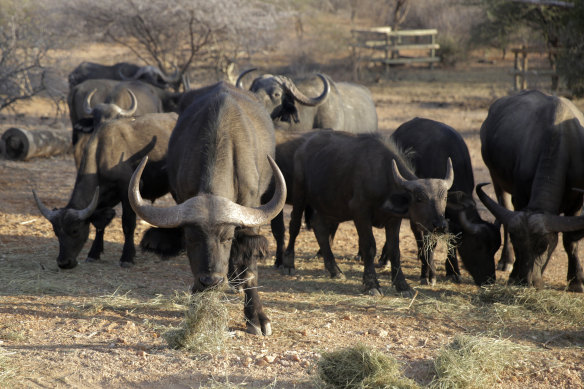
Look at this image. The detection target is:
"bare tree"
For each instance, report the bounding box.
[0,3,56,111]
[65,0,284,84]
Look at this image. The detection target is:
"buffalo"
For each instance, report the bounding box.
[67,79,180,147]
[68,61,182,90]
[236,69,378,133]
[128,82,286,335]
[33,112,177,269]
[282,130,453,296]
[479,89,584,292]
[389,117,499,286]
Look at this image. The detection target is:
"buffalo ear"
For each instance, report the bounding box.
[382,194,410,216]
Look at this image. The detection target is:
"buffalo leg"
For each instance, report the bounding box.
[353,217,381,295]
[283,174,307,274]
[311,214,343,279]
[86,228,105,262]
[384,218,413,295]
[444,247,462,283]
[411,222,437,286]
[270,211,285,268]
[86,208,115,262]
[563,231,584,292]
[119,198,137,267]
[232,231,271,335]
[495,186,514,271]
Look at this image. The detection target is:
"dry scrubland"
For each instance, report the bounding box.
[1,16,584,389]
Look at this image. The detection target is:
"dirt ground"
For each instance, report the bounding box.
[1,56,584,388]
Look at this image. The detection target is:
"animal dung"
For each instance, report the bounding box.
[1,127,71,161]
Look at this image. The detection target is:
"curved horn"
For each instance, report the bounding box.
[83,89,97,115]
[129,155,287,228]
[32,190,59,222]
[235,68,257,88]
[476,183,515,226]
[392,159,416,191]
[458,211,483,235]
[540,213,584,233]
[275,74,330,106]
[69,187,99,221]
[444,158,454,189]
[117,90,138,117]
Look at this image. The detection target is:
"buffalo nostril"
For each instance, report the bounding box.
[199,275,224,287]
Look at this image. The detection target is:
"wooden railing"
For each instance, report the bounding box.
[511,45,558,91]
[351,27,440,79]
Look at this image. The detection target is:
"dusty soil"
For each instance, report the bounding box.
[1,56,583,388]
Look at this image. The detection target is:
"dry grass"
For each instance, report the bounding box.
[429,334,529,389]
[163,288,231,353]
[315,344,419,389]
[0,347,15,386]
[476,284,584,327]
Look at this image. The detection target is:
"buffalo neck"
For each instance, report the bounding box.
[67,136,100,210]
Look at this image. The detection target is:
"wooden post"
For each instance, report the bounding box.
[384,32,390,75]
[0,127,71,161]
[430,32,436,70]
[521,45,528,90]
[513,49,520,91]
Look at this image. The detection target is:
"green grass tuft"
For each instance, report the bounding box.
[315,344,419,389]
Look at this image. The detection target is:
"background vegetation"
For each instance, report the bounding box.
[2,0,584,113]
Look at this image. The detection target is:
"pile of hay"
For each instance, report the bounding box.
[477,285,584,325]
[430,334,526,389]
[163,288,229,353]
[315,344,419,389]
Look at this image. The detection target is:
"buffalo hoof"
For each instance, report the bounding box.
[120,261,134,268]
[331,272,345,280]
[400,288,416,298]
[420,278,436,286]
[367,287,383,296]
[246,321,272,336]
[567,281,584,293]
[85,257,99,263]
[280,266,296,276]
[446,273,462,284]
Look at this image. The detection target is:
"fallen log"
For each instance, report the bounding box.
[0,127,71,161]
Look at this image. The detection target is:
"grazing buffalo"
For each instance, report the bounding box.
[282,130,453,296]
[128,82,287,335]
[68,61,182,90]
[236,69,378,133]
[33,112,177,269]
[479,89,584,292]
[67,79,180,147]
[389,117,499,286]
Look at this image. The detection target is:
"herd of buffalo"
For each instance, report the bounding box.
[30,61,584,335]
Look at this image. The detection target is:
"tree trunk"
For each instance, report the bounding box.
[1,127,71,161]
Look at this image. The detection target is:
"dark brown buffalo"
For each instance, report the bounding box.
[282,130,453,296]
[34,112,177,269]
[390,117,499,286]
[68,61,182,90]
[128,82,286,335]
[479,89,584,292]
